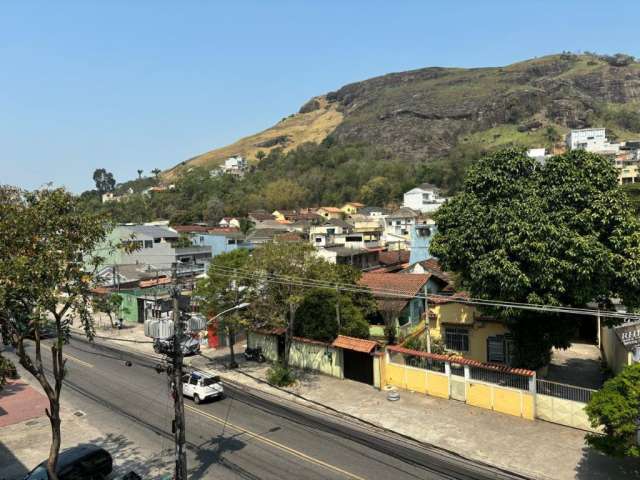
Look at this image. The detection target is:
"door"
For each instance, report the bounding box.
[343,350,374,385]
[182,375,192,398]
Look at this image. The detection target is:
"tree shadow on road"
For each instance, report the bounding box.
[574,446,640,479]
[87,433,173,480]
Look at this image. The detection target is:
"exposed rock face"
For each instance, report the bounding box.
[170,54,640,176]
[322,54,640,161]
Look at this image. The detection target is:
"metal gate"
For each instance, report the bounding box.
[343,350,373,385]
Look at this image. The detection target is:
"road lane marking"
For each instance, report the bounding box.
[63,353,94,368]
[185,404,366,480]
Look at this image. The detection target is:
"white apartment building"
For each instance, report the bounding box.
[566,128,620,154]
[402,183,447,213]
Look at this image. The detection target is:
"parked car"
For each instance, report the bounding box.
[153,336,200,356]
[182,371,224,404]
[25,323,57,340]
[23,445,112,479]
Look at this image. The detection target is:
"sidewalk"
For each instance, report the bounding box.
[78,325,640,480]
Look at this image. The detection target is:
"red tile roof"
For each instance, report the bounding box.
[359,272,430,312]
[172,225,211,233]
[139,277,171,288]
[387,345,535,377]
[378,250,410,266]
[319,207,342,213]
[332,335,378,353]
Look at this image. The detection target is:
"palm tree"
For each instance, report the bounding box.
[137,169,143,179]
[151,168,161,179]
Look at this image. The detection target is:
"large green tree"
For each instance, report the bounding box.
[92,168,116,195]
[196,249,251,368]
[0,186,109,480]
[431,148,640,368]
[586,363,640,458]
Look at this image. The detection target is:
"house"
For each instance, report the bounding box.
[428,294,512,364]
[245,227,293,246]
[384,207,419,246]
[316,246,379,270]
[309,219,352,245]
[359,206,389,218]
[409,219,437,264]
[368,249,411,273]
[402,183,447,213]
[341,202,365,215]
[210,155,248,177]
[526,148,550,165]
[101,192,119,203]
[94,263,168,290]
[316,207,344,220]
[218,217,240,228]
[248,211,276,224]
[402,258,450,284]
[97,224,212,277]
[173,225,250,258]
[359,272,431,338]
[566,128,612,152]
[272,210,296,222]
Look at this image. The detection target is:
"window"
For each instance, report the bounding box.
[327,228,335,235]
[144,240,153,248]
[227,239,236,245]
[154,237,161,243]
[189,376,198,385]
[345,235,362,242]
[445,327,469,352]
[315,237,322,243]
[487,336,506,363]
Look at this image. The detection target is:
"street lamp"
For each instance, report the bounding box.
[212,302,250,369]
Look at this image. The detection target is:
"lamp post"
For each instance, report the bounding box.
[212,302,250,369]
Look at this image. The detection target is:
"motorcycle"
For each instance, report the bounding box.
[244,346,265,363]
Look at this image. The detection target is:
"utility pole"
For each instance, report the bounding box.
[335,284,341,331]
[424,285,431,354]
[171,264,187,480]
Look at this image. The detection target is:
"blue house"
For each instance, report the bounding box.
[409,221,437,265]
[174,226,251,260]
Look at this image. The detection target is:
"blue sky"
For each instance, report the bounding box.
[1,1,638,192]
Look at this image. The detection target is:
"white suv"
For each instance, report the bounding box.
[182,371,224,404]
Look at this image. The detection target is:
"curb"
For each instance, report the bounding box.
[74,334,537,480]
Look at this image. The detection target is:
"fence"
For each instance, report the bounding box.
[385,345,536,419]
[536,379,595,403]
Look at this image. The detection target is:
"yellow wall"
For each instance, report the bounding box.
[466,381,534,420]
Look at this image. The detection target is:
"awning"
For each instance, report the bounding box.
[332,335,378,353]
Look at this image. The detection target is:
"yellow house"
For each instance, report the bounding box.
[428,295,512,364]
[341,202,365,215]
[316,207,344,220]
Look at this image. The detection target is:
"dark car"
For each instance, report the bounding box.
[24,445,112,479]
[25,323,57,340]
[153,336,201,356]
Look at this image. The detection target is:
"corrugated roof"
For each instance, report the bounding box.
[119,225,178,238]
[332,335,378,353]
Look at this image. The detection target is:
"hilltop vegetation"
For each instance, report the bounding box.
[82,53,640,223]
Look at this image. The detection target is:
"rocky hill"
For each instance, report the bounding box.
[166,53,640,177]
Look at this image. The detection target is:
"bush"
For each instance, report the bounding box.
[585,363,640,457]
[266,363,296,387]
[0,356,19,390]
[403,334,446,354]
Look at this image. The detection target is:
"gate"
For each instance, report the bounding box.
[343,349,374,385]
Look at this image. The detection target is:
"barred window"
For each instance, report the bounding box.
[445,327,469,352]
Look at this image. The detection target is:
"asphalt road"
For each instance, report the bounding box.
[12,338,530,480]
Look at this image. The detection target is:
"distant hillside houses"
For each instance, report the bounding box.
[566,128,640,185]
[210,155,248,178]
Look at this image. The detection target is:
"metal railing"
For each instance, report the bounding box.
[536,379,596,403]
[469,366,530,390]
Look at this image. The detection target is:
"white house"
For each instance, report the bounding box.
[566,128,620,154]
[402,183,447,213]
[218,217,240,228]
[210,156,248,177]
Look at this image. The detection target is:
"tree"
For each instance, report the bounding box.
[255,150,266,162]
[585,363,640,458]
[137,169,143,179]
[92,168,116,195]
[294,288,370,342]
[196,249,251,368]
[151,168,162,179]
[0,186,109,479]
[246,242,328,369]
[92,293,128,328]
[430,148,640,368]
[238,218,255,238]
[359,176,392,206]
[264,179,309,210]
[544,125,561,145]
